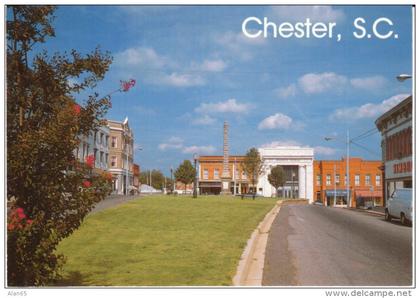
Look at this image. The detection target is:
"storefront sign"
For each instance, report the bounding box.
[393,161,412,174]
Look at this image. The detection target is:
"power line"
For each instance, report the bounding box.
[351,140,381,158]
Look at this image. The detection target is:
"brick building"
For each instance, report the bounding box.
[375,95,412,204]
[313,158,383,207]
[198,156,250,195]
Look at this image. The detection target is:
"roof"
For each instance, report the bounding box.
[375,95,412,130]
[198,155,245,162]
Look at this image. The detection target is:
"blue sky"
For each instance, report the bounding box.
[26,5,413,175]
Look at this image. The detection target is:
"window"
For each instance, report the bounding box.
[355,175,360,186]
[214,169,219,179]
[235,168,239,179]
[365,174,371,186]
[376,174,381,186]
[111,156,117,167]
[100,133,104,144]
[242,171,247,179]
[344,174,347,185]
[105,153,108,165]
[100,152,104,164]
[326,174,331,186]
[105,136,109,147]
[335,174,340,185]
[316,175,321,186]
[111,136,117,148]
[203,169,209,180]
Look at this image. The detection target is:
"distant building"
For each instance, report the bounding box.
[198,156,249,195]
[175,181,194,194]
[198,146,314,201]
[375,95,412,204]
[257,146,314,201]
[107,118,134,195]
[75,125,110,174]
[313,158,383,208]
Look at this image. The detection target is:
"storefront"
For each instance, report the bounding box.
[325,190,349,206]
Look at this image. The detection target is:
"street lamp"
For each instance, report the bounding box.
[396,74,412,82]
[170,166,174,195]
[193,153,198,198]
[325,129,351,208]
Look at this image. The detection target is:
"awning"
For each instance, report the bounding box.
[199,182,222,188]
[355,190,382,198]
[325,190,350,196]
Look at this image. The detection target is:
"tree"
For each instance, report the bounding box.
[174,160,195,194]
[243,148,263,199]
[7,6,113,286]
[139,169,166,190]
[268,165,287,197]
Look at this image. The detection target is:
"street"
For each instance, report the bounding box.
[262,205,412,286]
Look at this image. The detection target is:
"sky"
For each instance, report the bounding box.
[22,5,413,175]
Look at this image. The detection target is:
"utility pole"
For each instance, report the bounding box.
[193,153,198,198]
[346,129,350,208]
[170,166,174,194]
[334,163,337,206]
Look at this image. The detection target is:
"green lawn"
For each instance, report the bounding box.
[55,195,276,286]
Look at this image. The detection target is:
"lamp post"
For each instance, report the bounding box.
[325,128,351,208]
[193,153,198,198]
[170,166,174,194]
[334,163,337,207]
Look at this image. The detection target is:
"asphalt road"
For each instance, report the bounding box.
[262,205,413,286]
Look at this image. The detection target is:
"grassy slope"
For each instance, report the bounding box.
[56,195,276,286]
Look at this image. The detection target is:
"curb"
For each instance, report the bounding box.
[232,200,283,286]
[344,207,385,217]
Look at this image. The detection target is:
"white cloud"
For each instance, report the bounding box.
[275,84,297,98]
[158,137,184,151]
[197,59,227,72]
[182,145,216,155]
[298,72,347,94]
[258,113,293,130]
[114,46,222,88]
[158,137,216,155]
[313,146,336,156]
[192,115,217,125]
[195,98,252,114]
[269,6,345,23]
[215,31,266,61]
[261,139,302,148]
[162,72,206,87]
[350,75,387,91]
[115,46,170,69]
[330,94,410,121]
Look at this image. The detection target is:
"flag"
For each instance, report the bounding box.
[121,79,136,92]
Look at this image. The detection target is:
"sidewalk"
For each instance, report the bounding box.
[90,194,143,214]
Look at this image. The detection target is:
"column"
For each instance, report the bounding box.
[298,165,305,198]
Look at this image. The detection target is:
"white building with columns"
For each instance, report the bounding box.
[257,146,314,203]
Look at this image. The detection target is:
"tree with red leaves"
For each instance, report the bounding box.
[7,6,112,286]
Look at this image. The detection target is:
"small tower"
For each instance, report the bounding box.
[221,121,231,194]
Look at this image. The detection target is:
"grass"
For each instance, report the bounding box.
[55,195,277,286]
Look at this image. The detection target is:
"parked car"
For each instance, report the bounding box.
[385,188,412,225]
